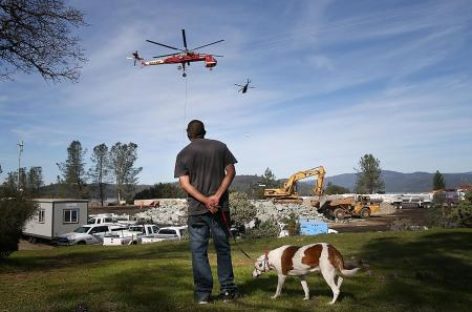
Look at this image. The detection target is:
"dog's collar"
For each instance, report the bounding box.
[262,252,270,271]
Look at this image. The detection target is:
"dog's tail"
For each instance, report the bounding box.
[327,244,360,277]
[340,267,360,277]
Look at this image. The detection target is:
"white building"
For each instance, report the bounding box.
[23,199,88,241]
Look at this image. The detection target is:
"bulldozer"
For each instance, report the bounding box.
[263,166,326,204]
[318,195,382,220]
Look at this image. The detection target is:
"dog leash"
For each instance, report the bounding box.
[219,208,254,260]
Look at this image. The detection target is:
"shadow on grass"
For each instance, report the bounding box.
[3,230,471,311]
[359,230,472,311]
[0,240,191,273]
[45,263,196,312]
[0,236,294,274]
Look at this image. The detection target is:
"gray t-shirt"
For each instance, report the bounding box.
[174,138,237,215]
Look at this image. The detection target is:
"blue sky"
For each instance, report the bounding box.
[1,0,471,185]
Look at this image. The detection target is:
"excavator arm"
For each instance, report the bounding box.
[264,166,326,200]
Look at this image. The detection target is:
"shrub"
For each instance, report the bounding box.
[449,191,472,227]
[244,219,279,239]
[0,187,37,259]
[425,204,454,228]
[281,212,300,236]
[425,191,472,228]
[230,191,256,225]
[390,218,413,231]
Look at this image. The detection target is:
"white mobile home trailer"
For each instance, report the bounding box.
[23,199,88,241]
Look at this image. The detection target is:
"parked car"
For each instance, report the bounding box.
[141,226,188,244]
[103,224,160,246]
[54,224,126,246]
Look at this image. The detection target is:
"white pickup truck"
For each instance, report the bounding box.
[103,224,160,246]
[55,224,127,246]
[141,226,188,244]
[88,213,136,226]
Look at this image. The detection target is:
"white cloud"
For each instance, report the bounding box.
[1,0,471,184]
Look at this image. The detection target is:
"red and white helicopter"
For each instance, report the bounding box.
[129,29,224,77]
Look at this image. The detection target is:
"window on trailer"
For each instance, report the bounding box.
[64,209,79,224]
[38,209,45,223]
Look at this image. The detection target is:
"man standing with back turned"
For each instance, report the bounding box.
[174,120,239,304]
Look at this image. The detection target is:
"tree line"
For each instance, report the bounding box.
[0,141,142,205]
[247,154,450,197]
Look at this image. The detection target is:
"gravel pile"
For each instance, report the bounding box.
[127,198,396,226]
[131,199,326,226]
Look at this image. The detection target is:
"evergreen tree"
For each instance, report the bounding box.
[433,170,446,190]
[254,168,277,199]
[109,142,142,203]
[354,154,385,194]
[56,140,87,198]
[89,144,109,206]
[261,168,277,187]
[26,166,43,196]
[0,185,36,258]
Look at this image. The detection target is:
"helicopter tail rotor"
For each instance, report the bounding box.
[127,51,145,66]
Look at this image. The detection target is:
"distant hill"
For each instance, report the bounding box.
[38,171,472,199]
[232,170,472,194]
[314,170,472,193]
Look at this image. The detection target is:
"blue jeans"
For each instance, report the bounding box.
[188,212,237,300]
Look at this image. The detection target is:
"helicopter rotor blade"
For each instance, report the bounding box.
[153,52,179,58]
[212,54,224,57]
[182,29,188,51]
[192,40,224,51]
[146,39,184,52]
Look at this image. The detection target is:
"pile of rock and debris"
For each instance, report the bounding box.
[95,198,398,227]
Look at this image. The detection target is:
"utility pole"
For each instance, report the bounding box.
[17,140,24,191]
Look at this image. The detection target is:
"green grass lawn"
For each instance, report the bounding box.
[1,229,471,312]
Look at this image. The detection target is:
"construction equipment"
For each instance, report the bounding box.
[319,195,381,220]
[263,166,326,203]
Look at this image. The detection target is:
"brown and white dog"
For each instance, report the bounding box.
[252,243,359,304]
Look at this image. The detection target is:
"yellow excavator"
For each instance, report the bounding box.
[263,166,326,203]
[263,166,380,220]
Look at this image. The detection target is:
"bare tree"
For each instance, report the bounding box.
[0,0,86,82]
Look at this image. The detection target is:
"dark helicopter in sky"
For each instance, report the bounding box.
[235,79,255,93]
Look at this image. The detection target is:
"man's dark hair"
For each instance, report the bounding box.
[187,120,206,139]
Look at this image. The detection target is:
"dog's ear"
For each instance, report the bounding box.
[264,250,269,258]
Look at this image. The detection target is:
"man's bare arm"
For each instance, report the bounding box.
[179,175,218,213]
[179,175,208,204]
[208,164,236,206]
